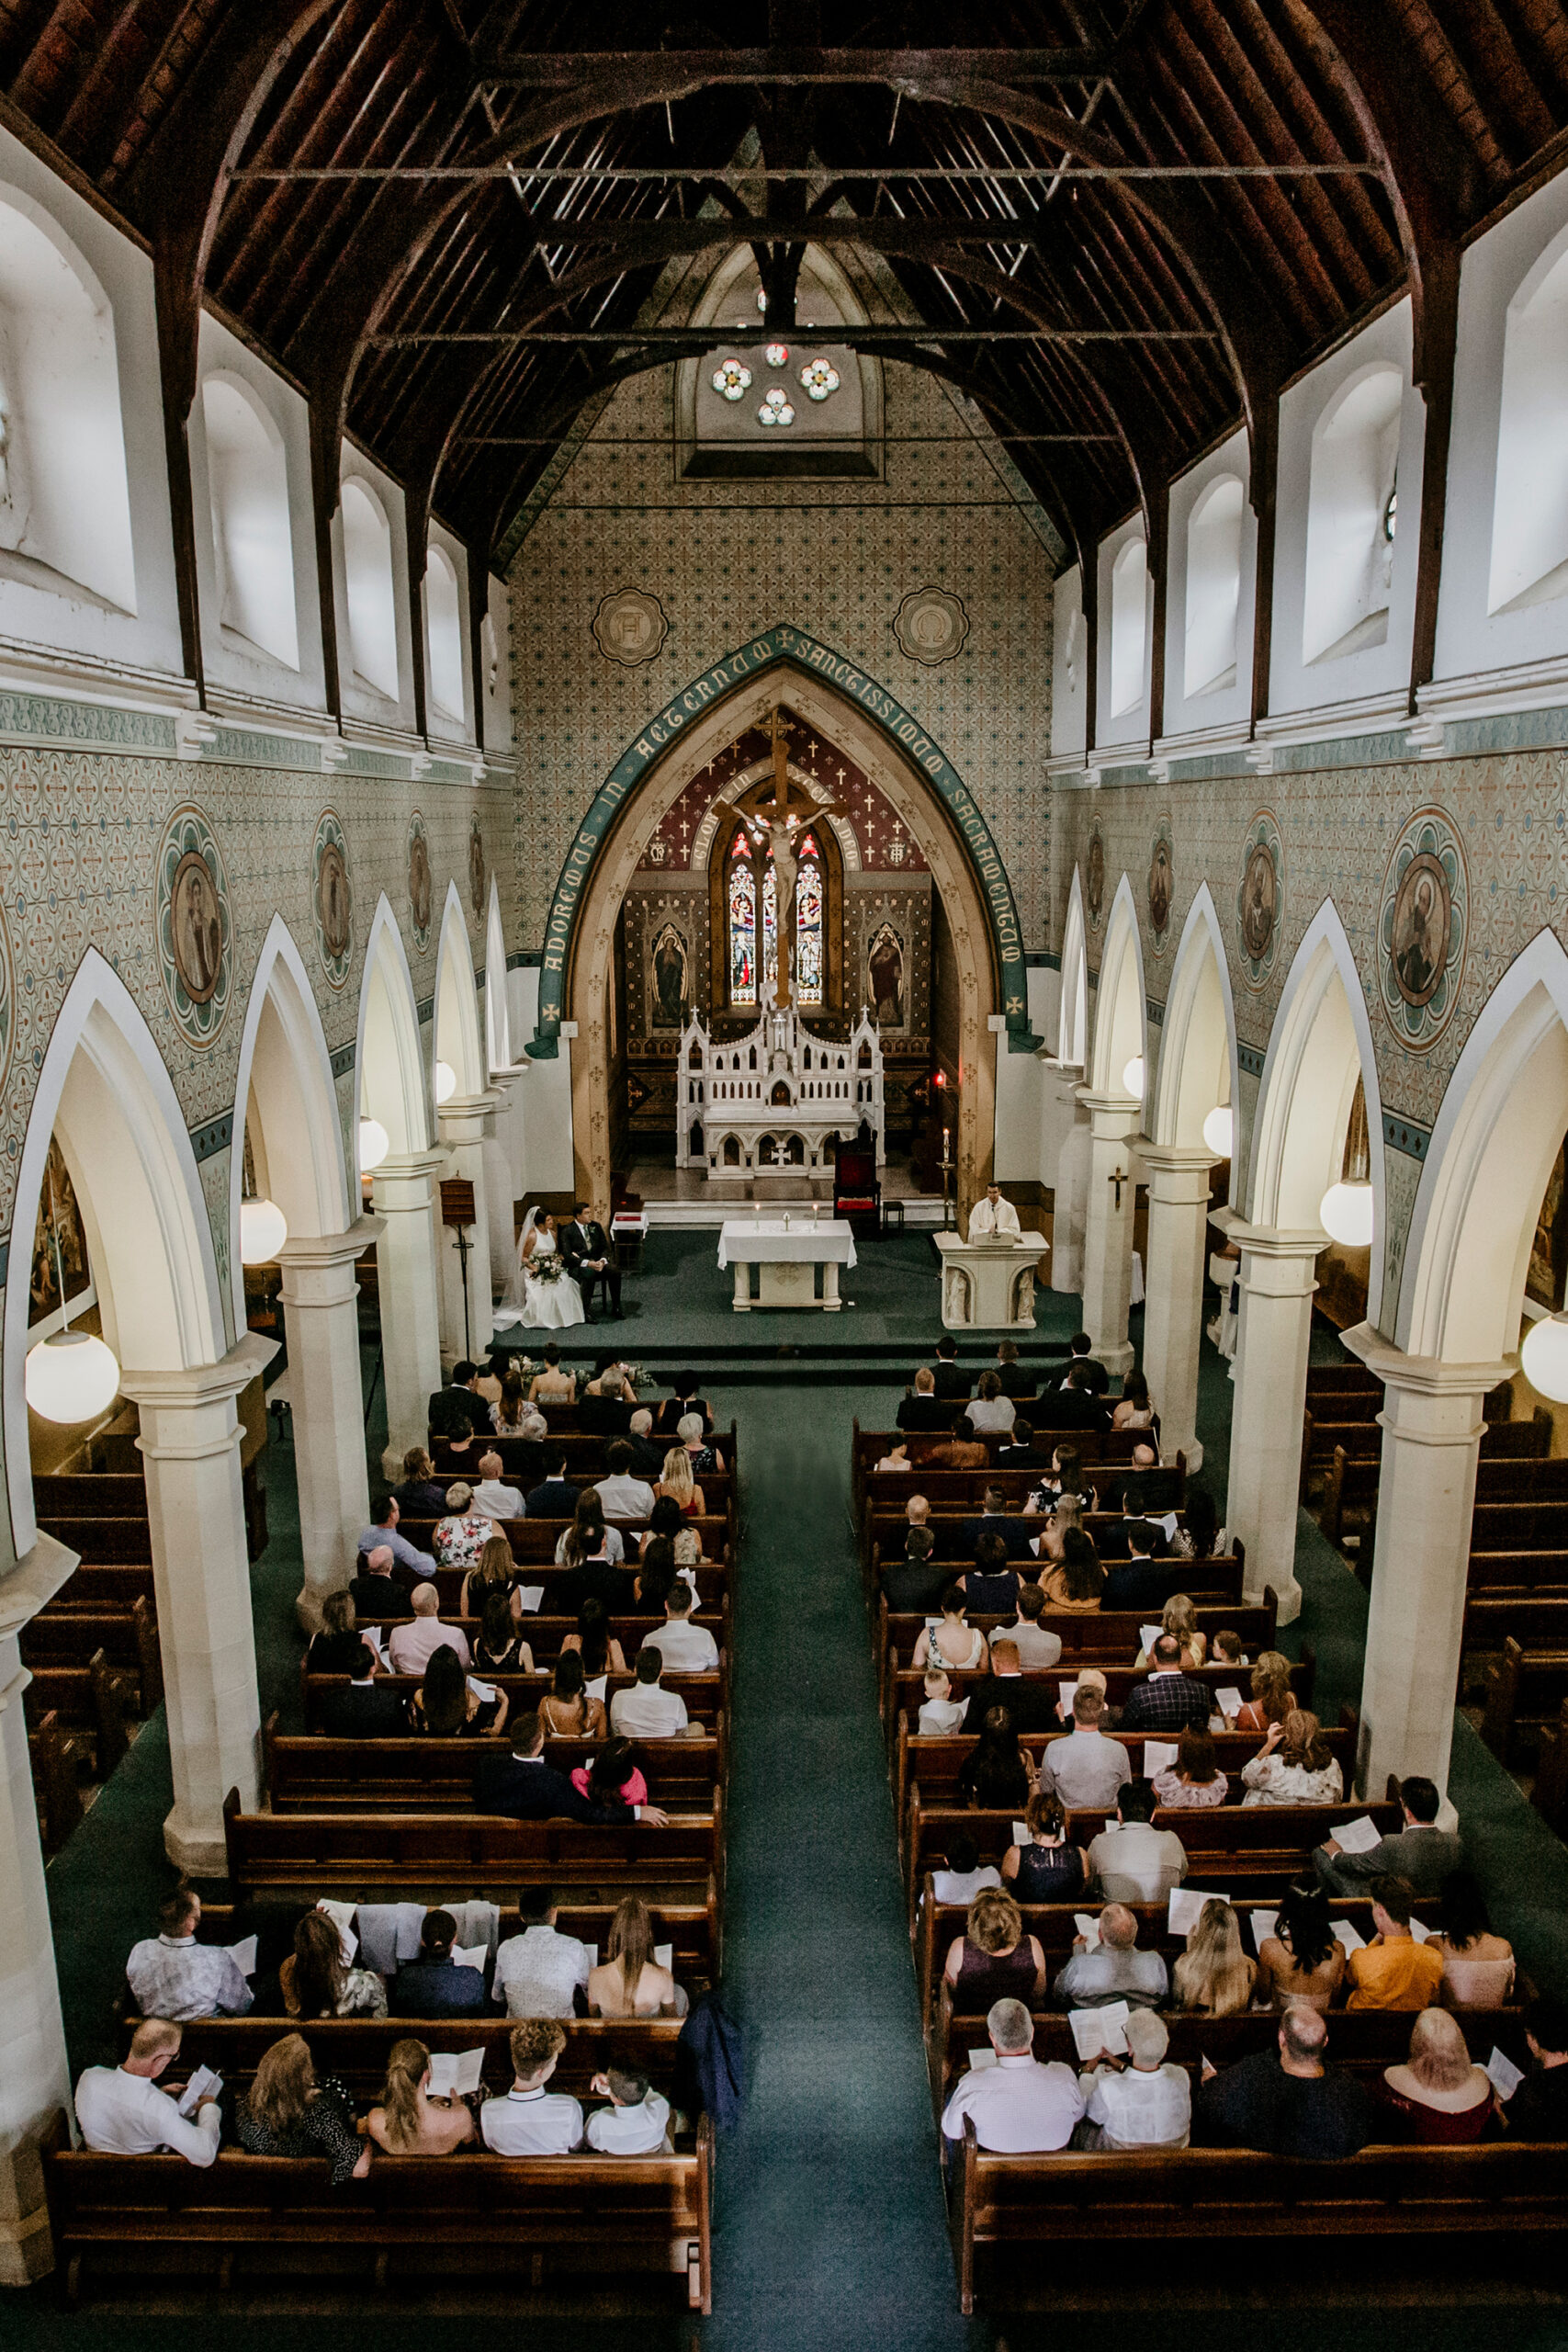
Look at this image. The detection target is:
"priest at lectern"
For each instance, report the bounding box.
[967,1183,1021,1241]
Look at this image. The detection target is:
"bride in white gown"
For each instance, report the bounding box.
[513,1207,586,1330]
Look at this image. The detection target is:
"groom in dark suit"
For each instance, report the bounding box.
[560,1202,622,1317]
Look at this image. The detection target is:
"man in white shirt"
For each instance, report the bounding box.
[1078,2006,1191,2148]
[1051,1903,1170,2012]
[472,1450,526,1521]
[1086,1781,1189,1904]
[586,2067,673,2154]
[126,1884,254,2020]
[594,1441,656,1522]
[1038,1688,1133,1811]
[941,1997,1084,2154]
[492,1889,592,2018]
[74,2019,221,2165]
[639,1585,719,1673]
[966,1183,1021,1243]
[388,1582,470,1675]
[479,2019,583,2154]
[610,1647,692,1738]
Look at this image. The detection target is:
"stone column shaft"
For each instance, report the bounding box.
[1220,1216,1319,1623]
[1139,1145,1219,1472]
[1077,1088,1140,1375]
[436,1092,501,1366]
[277,1217,382,1629]
[371,1150,445,1480]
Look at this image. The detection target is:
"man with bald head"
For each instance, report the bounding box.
[1196,2006,1374,2158]
[388,1582,470,1675]
[1051,1904,1168,2011]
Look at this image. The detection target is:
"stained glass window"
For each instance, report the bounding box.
[795,835,824,1004]
[728,835,756,1005]
[761,860,778,1000]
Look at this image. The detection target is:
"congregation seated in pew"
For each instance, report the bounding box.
[368,2038,478,2154]
[359,1489,435,1585]
[388,1909,487,2018]
[1313,1775,1461,1897]
[475,1711,671,1824]
[1240,1710,1343,1806]
[234,2032,369,2184]
[1172,1897,1257,2017]
[1050,1902,1168,2011]
[282,1908,389,2020]
[126,1883,253,2021]
[433,1482,497,1569]
[942,1888,1046,2011]
[1085,1780,1189,1903]
[388,1583,469,1677]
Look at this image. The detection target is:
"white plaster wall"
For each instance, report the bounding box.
[508,967,577,1193]
[1161,427,1257,743]
[991,968,1055,1183]
[1050,562,1088,761]
[1096,516,1152,752]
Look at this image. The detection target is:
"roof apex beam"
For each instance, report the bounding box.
[472,47,1115,85]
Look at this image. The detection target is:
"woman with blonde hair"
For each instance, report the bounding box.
[1172,1897,1257,2017]
[656,1447,705,1519]
[1382,2007,1493,2143]
[1230,1650,1292,1734]
[942,1886,1046,2009]
[587,1894,685,2017]
[233,2032,368,2181]
[459,1532,521,1620]
[1134,1594,1208,1672]
[367,2038,478,2154]
[1240,1710,1344,1806]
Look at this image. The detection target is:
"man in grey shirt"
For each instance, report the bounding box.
[1038,1688,1133,1810]
[1086,1781,1189,1903]
[1052,1903,1168,2011]
[1313,1775,1461,1897]
[1006,1582,1063,1670]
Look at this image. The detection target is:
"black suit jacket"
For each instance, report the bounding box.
[320,1683,408,1738]
[997,1366,1037,1399]
[560,1219,611,1272]
[881,1560,951,1613]
[1101,1556,1182,1612]
[347,1572,407,1620]
[965,1673,1059,1736]
[525,1479,581,1518]
[388,1961,487,2017]
[558,1557,640,1619]
[626,1434,668,1478]
[579,1392,633,1435]
[959,1514,1037,1564]
[997,1442,1052,1468]
[1043,1389,1113,1432]
[897,1395,955,1432]
[931,1363,973,1400]
[1097,1516,1171,1564]
[428,1384,490,1441]
[1057,1358,1110,1395]
[475,1755,634,1823]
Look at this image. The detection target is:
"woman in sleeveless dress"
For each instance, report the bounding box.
[514,1208,586,1331]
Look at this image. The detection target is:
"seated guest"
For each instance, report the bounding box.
[306,1589,378,1679]
[942,1888,1046,2010]
[1241,1710,1343,1807]
[919,1667,968,1736]
[1426,1871,1516,2009]
[1002,1790,1088,1905]
[656,1445,705,1520]
[1382,2007,1493,2143]
[1171,1486,1222,1563]
[565,1594,626,1682]
[558,1488,627,1566]
[931,1335,971,1399]
[460,1532,522,1623]
[1040,1530,1106,1614]
[411,1640,509,1738]
[1345,1876,1445,2011]
[368,2038,477,2154]
[477,1712,670,1824]
[921,1414,989,1471]
[1077,2007,1191,2150]
[1211,1628,1247,1668]
[1230,1652,1293,1735]
[1038,1686,1133,1812]
[126,1883,254,2020]
[1254,1882,1346,2014]
[595,1438,656,1522]
[1046,1363,1114,1433]
[525,1449,581,1518]
[1096,1485,1173,1566]
[389,1909,487,2018]
[1152,1729,1228,1811]
[958,1533,1021,1619]
[347,1543,404,1622]
[491,1368,546,1441]
[641,1492,704,1563]
[587,2066,673,2154]
[1101,1547,1182,1615]
[1118,1634,1212,1735]
[1007,1581,1063,1669]
[281,1909,388,2019]
[479,2019,583,2154]
[1314,1775,1461,1897]
[897,1366,953,1433]
[967,1371,1016,1434]
[1114,1442,1168,1518]
[611,1646,690,1738]
[588,1894,685,2017]
[912,1586,988,1675]
[932,1831,1002,1906]
[75,2019,221,2165]
[1173,1897,1257,2017]
[1112,1366,1159,1439]
[319,1649,408,1738]
[994,1339,1034,1400]
[388,1582,470,1676]
[959,1487,1036,1566]
[1134,1593,1208,1672]
[655,1369,713,1436]
[393,1446,448,1516]
[580,1358,637,1433]
[1195,2007,1374,2159]
[1024,1443,1097,1515]
[964,1640,1059,1737]
[883,1525,949,1615]
[538,1649,608,1739]
[942,1997,1083,2154]
[874,1439,913,1473]
[1056,1332,1110,1394]
[473,1590,533,1676]
[428,1360,491,1442]
[676,1411,725,1479]
[958,1703,1034,1811]
[1051,1903,1168,2012]
[493,1887,592,2018]
[1087,1780,1189,1905]
[1499,1999,1568,2138]
[527,1342,577,1408]
[998,1418,1048,1466]
[626,1407,668,1479]
[640,1582,719,1673]
[906,1493,931,1532]
[472,1449,526,1521]
[234,2033,369,2183]
[633,1538,678,1613]
[432,1482,497,1569]
[558,1503,637,1620]
[570,1733,646,1810]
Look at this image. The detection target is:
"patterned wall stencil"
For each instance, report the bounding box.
[312,809,353,989]
[1380,807,1468,1052]
[156,805,231,1046]
[1236,808,1283,991]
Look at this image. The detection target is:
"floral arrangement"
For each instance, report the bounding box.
[531,1250,565,1285]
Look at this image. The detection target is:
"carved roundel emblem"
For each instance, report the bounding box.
[1380,806,1468,1051]
[313,809,353,990]
[156,805,232,1046]
[1085,822,1106,932]
[592,588,669,667]
[1147,820,1174,955]
[1236,808,1283,992]
[408,812,433,951]
[893,587,970,666]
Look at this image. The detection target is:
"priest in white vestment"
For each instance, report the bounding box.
[967,1183,1021,1242]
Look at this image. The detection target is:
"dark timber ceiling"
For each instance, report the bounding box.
[2,0,1567,576]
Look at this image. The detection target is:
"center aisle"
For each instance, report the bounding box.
[707,1382,978,2352]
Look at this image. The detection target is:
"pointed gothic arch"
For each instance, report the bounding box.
[1088,875,1149,1104]
[1151,882,1239,1164]
[228,915,352,1321]
[1058,867,1089,1066]
[432,881,485,1103]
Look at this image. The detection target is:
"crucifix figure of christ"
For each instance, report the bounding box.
[711,707,851,1007]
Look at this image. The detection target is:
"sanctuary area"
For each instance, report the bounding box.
[7,6,1568,2347]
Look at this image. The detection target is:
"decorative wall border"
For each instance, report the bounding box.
[1383,1112,1432,1161]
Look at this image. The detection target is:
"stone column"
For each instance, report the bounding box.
[1343,1325,1512,1808]
[1218,1215,1319,1623]
[1139,1144,1218,1471]
[0,1637,69,2273]
[436,1091,501,1367]
[276,1216,383,1631]
[119,1333,276,1873]
[482,1068,526,1292]
[370,1149,445,1480]
[1043,1065,1090,1295]
[1076,1088,1141,1375]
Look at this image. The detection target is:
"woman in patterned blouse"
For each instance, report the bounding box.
[233,2033,369,2182]
[432,1482,497,1569]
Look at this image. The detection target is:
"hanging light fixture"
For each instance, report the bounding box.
[1524,1314,1568,1402]
[434,1059,457,1106]
[1202,1104,1235,1158]
[25,1173,119,1424]
[358,1115,389,1174]
[239,1195,288,1265]
[1122,1055,1145,1101]
[1320,1077,1374,1247]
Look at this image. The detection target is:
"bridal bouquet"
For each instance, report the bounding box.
[532,1250,565,1285]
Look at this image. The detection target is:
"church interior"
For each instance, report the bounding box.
[8,2,1568,2344]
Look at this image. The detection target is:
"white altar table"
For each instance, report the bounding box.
[716,1217,857,1312]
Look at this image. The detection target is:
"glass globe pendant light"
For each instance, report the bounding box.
[1202,1104,1234,1158]
[25,1182,119,1425]
[434,1058,457,1106]
[1523,1313,1568,1403]
[358,1114,389,1174]
[1122,1055,1145,1102]
[238,1122,288,1266]
[1320,1077,1374,1247]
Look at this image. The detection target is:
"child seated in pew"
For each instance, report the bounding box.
[587,2066,673,2154]
[1023,1445,1098,1517]
[919,1666,968,1736]
[1211,1629,1248,1669]
[368,2038,478,2155]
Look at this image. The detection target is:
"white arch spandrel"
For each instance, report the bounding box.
[355,893,431,1170]
[433,881,485,1100]
[1058,867,1089,1066]
[228,916,353,1324]
[1151,881,1239,1156]
[1088,873,1148,1103]
[484,878,511,1072]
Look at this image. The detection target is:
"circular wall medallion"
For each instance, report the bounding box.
[1380,806,1468,1050]
[592,588,669,667]
[1147,820,1174,953]
[893,587,970,666]
[1085,823,1106,932]
[468,816,488,924]
[1235,808,1283,991]
[312,809,353,989]
[408,812,433,951]
[156,805,232,1046]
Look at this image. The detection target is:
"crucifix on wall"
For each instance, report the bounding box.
[711,707,850,1009]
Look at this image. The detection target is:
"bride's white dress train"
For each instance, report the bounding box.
[513,1218,586,1330]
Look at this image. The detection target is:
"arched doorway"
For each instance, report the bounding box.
[1079,876,1148,1374]
[355,896,443,1474]
[432,884,495,1364]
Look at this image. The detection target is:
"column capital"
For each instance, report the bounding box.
[119,1332,277,1444]
[438,1091,501,1146]
[1136,1141,1220,1201]
[1213,1206,1326,1262]
[276,1215,384,1274]
[1339,1319,1517,1399]
[1136,1140,1219,1172]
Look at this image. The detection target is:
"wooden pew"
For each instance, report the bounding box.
[31,1471,150,1519]
[119,2015,689,2102]
[18,1597,162,1709]
[390,1515,734,1576]
[851,1419,1144,1510]
[302,1665,726,1733]
[1472,1497,1568,1552]
[861,1459,1186,1514]
[431,1419,738,1470]
[265,1715,726,1813]
[20,1652,138,1778]
[40,2110,715,2312]
[1465,1548,1568,1593]
[28,1516,152,1564]
[380,1557,731,1618]
[864,1507,1218,1566]
[1480,1634,1568,1769]
[885,1650,1316,1752]
[28,1709,85,1854]
[36,1561,158,1611]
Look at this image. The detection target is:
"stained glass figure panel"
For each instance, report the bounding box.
[761,860,778,1000]
[795,848,824,1003]
[728,845,756,1005]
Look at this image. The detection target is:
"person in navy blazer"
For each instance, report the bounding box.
[388,1912,488,2017]
[475,1713,669,1825]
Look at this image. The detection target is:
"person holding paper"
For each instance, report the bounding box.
[1380,2009,1493,2143]
[480,2020,584,2155]
[1498,1999,1568,2138]
[367,2038,478,2155]
[1133,1595,1208,1674]
[389,1911,488,2018]
[941,1997,1084,2154]
[931,1832,1002,1907]
[1231,1652,1293,1735]
[1173,1899,1257,2017]
[410,1642,509,1738]
[281,1910,389,2020]
[942,1889,1046,2011]
[1077,2007,1191,2150]
[1344,1878,1445,2010]
[74,2019,221,2166]
[1194,2007,1374,2160]
[1240,1711,1344,1808]
[1151,1729,1229,1811]
[1002,1791,1088,1905]
[587,2067,673,2154]
[1052,1905,1169,2012]
[1086,1781,1189,1905]
[1253,1883,1346,2014]
[234,2034,369,2183]
[1424,1871,1516,2008]
[1118,1636,1213,1736]
[588,1894,686,2018]
[125,1884,254,2022]
[1313,1776,1461,1898]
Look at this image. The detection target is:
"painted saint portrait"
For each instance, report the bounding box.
[1148,833,1173,938]
[867,923,906,1026]
[468,820,487,922]
[1241,841,1278,963]
[172,851,222,1004]
[651,924,689,1028]
[318,840,352,962]
[1529,1141,1568,1312]
[30,1138,91,1328]
[408,822,433,943]
[1390,853,1450,1009]
[1086,826,1105,928]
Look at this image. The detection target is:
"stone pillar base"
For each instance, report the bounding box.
[0,2134,53,2285]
